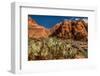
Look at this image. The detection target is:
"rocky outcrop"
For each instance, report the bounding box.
[72,20,88,41]
[28,17,37,28]
[50,20,73,39]
[28,17,50,40]
[28,17,88,41]
[50,20,88,41]
[50,23,61,36]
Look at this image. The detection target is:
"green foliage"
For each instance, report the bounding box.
[28,37,88,60]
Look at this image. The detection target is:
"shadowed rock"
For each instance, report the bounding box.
[50,20,73,39]
[51,19,88,41]
[28,17,88,41]
[72,20,88,41]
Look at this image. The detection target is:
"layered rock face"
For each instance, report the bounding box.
[28,17,88,41]
[50,20,88,41]
[51,20,73,39]
[72,20,88,41]
[28,17,50,40]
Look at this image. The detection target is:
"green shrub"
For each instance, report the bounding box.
[28,37,88,60]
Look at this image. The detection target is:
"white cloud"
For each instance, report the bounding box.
[83,19,88,23]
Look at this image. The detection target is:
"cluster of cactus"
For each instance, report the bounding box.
[28,37,87,60]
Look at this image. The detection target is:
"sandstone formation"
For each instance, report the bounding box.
[72,20,88,41]
[28,17,88,41]
[28,17,50,40]
[51,20,73,39]
[51,20,88,41]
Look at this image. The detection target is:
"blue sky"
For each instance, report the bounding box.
[28,15,88,28]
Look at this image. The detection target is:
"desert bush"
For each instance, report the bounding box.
[28,37,88,60]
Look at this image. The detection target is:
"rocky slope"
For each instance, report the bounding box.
[50,19,88,41]
[50,20,73,39]
[72,20,88,41]
[28,17,88,41]
[28,17,50,40]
